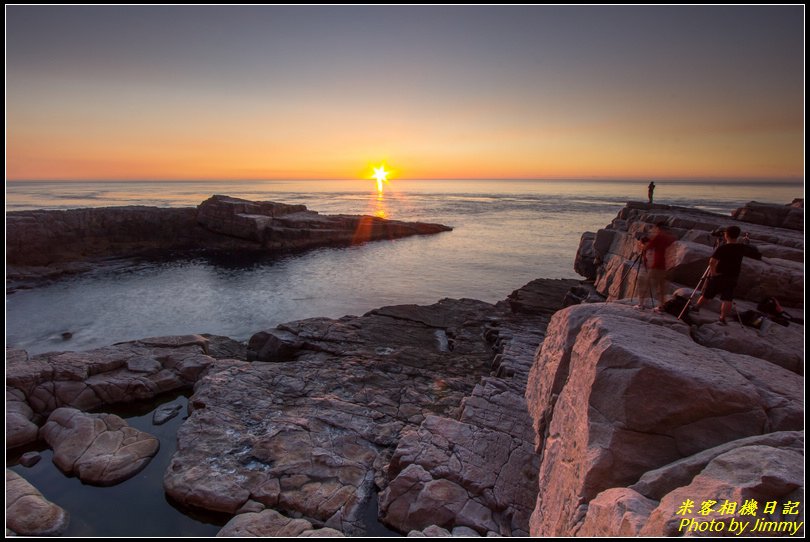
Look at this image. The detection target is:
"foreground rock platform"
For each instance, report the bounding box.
[165,278,579,535]
[6,195,452,284]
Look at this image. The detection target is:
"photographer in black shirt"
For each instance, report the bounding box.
[694,225,761,325]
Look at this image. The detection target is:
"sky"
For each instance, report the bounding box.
[5,6,805,181]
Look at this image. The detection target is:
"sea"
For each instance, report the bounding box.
[3,178,804,536]
[6,179,803,356]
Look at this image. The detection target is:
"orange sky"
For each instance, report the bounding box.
[6,6,805,181]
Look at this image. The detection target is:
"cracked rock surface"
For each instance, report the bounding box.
[165,279,579,535]
[41,407,160,486]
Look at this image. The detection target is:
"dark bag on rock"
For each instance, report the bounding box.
[662,295,694,325]
[740,310,767,329]
[756,296,802,327]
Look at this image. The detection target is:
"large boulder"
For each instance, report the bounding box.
[732,200,804,231]
[6,469,69,536]
[577,431,804,536]
[40,407,159,486]
[641,443,804,536]
[526,303,803,536]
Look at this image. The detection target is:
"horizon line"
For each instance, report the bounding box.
[7,176,806,184]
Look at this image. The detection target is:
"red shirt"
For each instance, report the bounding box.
[646,231,675,269]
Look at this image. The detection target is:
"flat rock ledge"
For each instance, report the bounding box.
[40,407,160,486]
[526,302,804,536]
[5,334,245,449]
[6,195,452,284]
[164,278,579,536]
[6,469,69,536]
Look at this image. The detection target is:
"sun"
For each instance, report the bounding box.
[372,165,390,193]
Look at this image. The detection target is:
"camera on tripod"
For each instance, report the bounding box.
[635,232,651,244]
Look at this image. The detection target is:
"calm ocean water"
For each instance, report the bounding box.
[6,179,803,356]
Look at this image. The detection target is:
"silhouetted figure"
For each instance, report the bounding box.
[694,225,762,325]
[648,182,656,205]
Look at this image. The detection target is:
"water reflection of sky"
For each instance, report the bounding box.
[6,179,804,356]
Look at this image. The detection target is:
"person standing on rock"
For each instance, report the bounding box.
[637,221,676,311]
[647,181,656,205]
[693,225,762,325]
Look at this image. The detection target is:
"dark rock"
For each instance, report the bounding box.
[503,278,582,315]
[19,452,42,468]
[247,330,304,362]
[574,232,597,279]
[153,403,184,425]
[6,196,452,281]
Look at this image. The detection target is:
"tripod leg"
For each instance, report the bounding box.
[676,265,711,321]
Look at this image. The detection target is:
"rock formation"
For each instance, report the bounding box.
[6,195,452,284]
[5,334,243,448]
[163,279,578,536]
[732,199,803,231]
[575,202,803,308]
[6,470,70,536]
[41,407,160,486]
[525,302,803,536]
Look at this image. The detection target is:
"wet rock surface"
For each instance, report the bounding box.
[41,407,160,486]
[6,469,70,536]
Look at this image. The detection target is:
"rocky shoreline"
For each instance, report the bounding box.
[5,199,804,537]
[6,195,452,289]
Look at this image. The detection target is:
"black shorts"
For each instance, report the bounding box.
[703,275,737,302]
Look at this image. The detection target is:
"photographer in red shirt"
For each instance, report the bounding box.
[638,221,676,310]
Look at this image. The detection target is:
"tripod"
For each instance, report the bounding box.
[677,264,711,321]
[616,252,654,307]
